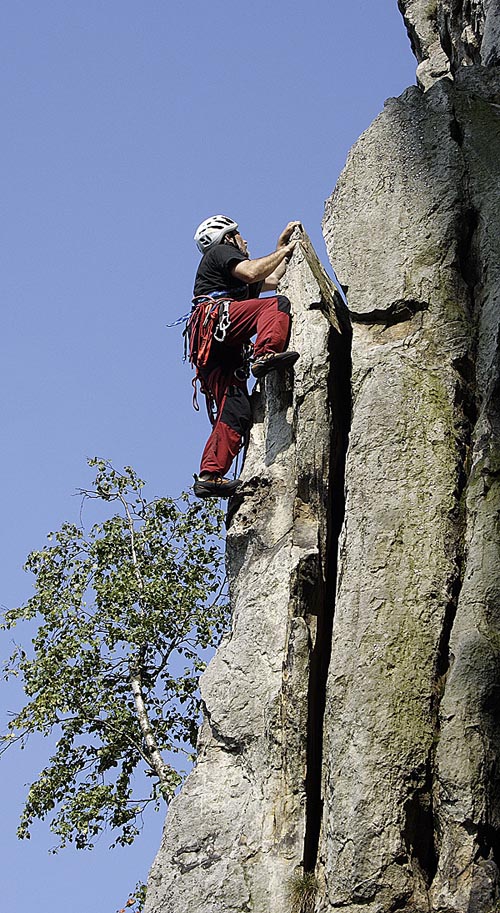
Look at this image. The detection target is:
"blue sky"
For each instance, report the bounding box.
[1,2,415,911]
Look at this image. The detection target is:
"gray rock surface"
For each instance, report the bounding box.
[320,63,500,913]
[144,235,345,913]
[398,0,500,87]
[482,0,500,66]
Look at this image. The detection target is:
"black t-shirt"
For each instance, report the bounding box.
[193,243,261,300]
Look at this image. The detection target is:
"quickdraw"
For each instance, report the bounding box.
[213,300,231,342]
[234,342,253,382]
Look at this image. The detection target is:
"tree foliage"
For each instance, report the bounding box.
[116,882,147,913]
[1,459,227,850]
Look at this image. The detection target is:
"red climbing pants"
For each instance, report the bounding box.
[199,295,291,476]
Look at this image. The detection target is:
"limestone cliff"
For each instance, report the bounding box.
[320,59,500,913]
[145,4,499,912]
[145,235,348,913]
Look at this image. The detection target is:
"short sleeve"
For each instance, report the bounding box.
[213,245,247,282]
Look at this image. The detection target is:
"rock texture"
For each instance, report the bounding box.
[320,56,500,913]
[398,0,500,88]
[144,235,347,913]
[145,4,500,912]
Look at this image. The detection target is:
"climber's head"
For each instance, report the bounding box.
[225,229,248,257]
[194,215,239,253]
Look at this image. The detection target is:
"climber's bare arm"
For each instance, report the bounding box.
[231,243,295,284]
[231,221,301,285]
[261,259,289,291]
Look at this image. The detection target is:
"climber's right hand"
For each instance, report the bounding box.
[277,221,302,249]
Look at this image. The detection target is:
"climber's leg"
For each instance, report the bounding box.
[194,368,251,498]
[199,383,251,477]
[225,296,292,356]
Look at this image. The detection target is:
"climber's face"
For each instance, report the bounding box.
[234,231,249,257]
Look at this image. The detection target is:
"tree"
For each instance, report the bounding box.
[1,459,228,850]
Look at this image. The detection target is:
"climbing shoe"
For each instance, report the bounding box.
[251,350,300,379]
[193,475,242,499]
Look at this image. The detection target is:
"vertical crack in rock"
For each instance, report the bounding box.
[427,90,480,730]
[449,114,464,146]
[423,131,481,886]
[402,755,438,888]
[303,306,352,874]
[457,207,480,298]
[429,70,500,910]
[401,333,475,893]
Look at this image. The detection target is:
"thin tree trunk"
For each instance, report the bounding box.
[130,665,170,789]
[120,494,170,792]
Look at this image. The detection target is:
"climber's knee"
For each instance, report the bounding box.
[277,295,291,315]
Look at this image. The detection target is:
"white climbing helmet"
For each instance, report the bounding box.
[194,215,238,253]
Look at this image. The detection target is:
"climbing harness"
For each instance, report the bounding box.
[187,293,232,366]
[169,294,251,459]
[181,292,234,422]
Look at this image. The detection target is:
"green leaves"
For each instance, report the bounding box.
[2,459,227,850]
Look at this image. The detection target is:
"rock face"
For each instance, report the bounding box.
[144,236,348,913]
[145,4,500,912]
[320,39,500,913]
[398,0,500,87]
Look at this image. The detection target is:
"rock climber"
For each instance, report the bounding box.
[188,215,301,499]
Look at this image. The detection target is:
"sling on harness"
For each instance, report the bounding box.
[186,294,233,422]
